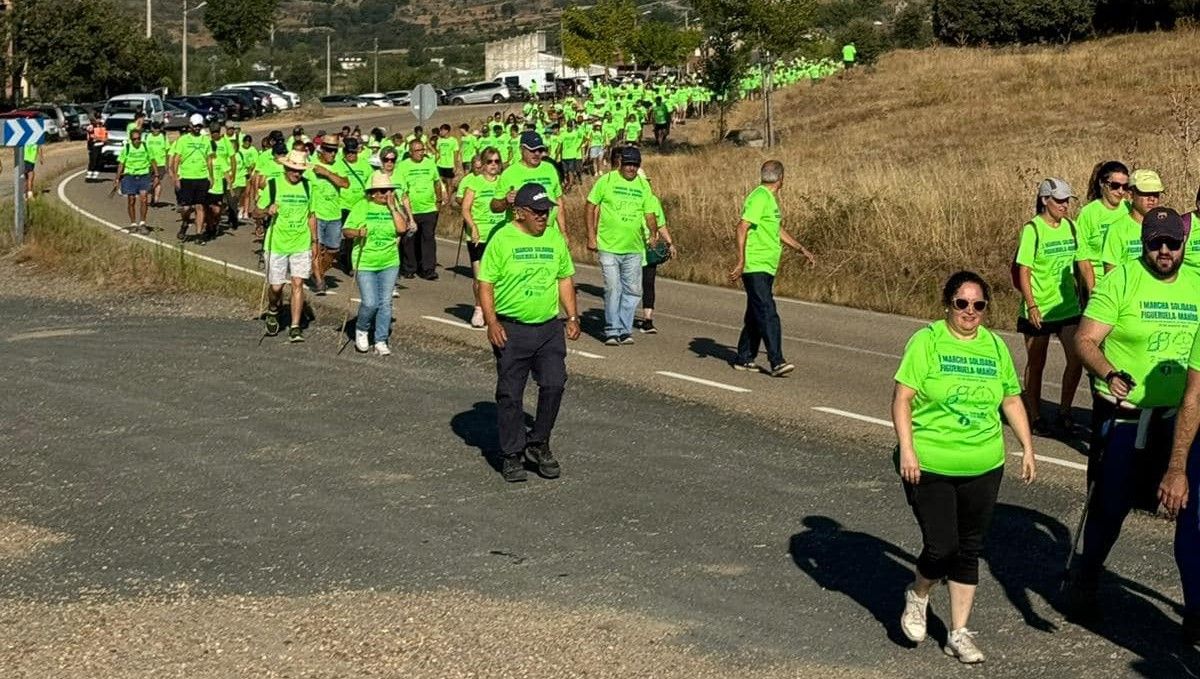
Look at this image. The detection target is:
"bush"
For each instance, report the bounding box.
[891,1,935,49]
[932,0,1093,45]
[834,18,889,65]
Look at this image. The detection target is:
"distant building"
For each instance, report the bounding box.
[338,57,367,72]
[485,31,612,81]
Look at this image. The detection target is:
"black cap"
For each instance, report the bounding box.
[519,131,546,150]
[620,146,642,166]
[344,138,360,153]
[514,183,555,211]
[272,143,288,157]
[1142,207,1186,244]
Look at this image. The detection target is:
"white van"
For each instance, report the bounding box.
[493,70,557,99]
[102,93,165,125]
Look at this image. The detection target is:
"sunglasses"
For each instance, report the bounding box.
[525,208,551,219]
[1106,181,1129,191]
[381,156,397,162]
[952,298,988,312]
[1147,237,1183,251]
[1134,190,1162,198]
[484,158,501,164]
[1048,196,1070,205]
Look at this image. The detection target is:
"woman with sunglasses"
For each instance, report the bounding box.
[460,147,507,328]
[893,271,1036,664]
[1101,169,1165,273]
[342,171,412,355]
[1014,178,1085,436]
[1076,161,1130,295]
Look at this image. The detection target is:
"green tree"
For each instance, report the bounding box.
[932,0,1092,45]
[562,0,636,69]
[203,0,279,64]
[280,48,319,95]
[890,1,934,49]
[629,23,702,71]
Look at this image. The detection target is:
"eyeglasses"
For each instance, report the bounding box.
[952,298,988,312]
[381,156,397,163]
[484,158,501,164]
[1147,237,1183,251]
[1106,181,1129,191]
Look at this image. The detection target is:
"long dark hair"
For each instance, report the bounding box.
[942,271,991,308]
[1085,160,1129,202]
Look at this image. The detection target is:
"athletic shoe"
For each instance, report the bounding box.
[137,221,148,232]
[604,336,620,346]
[374,342,391,356]
[1030,418,1054,438]
[525,442,561,479]
[769,363,795,377]
[639,319,657,334]
[471,306,485,328]
[500,454,527,483]
[619,334,635,345]
[391,289,400,298]
[419,271,439,281]
[313,282,327,296]
[403,272,417,280]
[732,362,759,372]
[943,628,984,664]
[1184,613,1200,648]
[128,222,138,230]
[264,308,280,336]
[355,330,370,353]
[900,587,929,642]
[288,326,304,343]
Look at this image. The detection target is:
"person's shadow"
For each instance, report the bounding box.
[688,337,738,364]
[788,516,927,647]
[449,401,534,475]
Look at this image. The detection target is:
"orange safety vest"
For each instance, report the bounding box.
[88,125,108,144]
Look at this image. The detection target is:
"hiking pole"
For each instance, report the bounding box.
[335,235,366,355]
[1061,392,1128,590]
[256,205,277,344]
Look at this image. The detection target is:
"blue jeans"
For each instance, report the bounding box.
[737,272,784,367]
[599,250,643,337]
[356,266,399,343]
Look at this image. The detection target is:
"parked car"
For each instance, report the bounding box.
[494,70,558,99]
[223,81,298,108]
[98,113,136,170]
[27,104,68,141]
[384,90,411,106]
[204,93,250,121]
[209,89,258,120]
[163,101,205,130]
[59,104,90,140]
[175,96,228,125]
[357,93,394,107]
[445,81,515,105]
[319,94,369,108]
[102,93,165,126]
[225,85,285,112]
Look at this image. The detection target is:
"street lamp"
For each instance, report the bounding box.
[181,0,207,95]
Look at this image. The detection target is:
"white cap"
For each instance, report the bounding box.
[188,113,204,126]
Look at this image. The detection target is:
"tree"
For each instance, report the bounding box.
[932,0,1092,45]
[562,0,636,69]
[203,0,279,64]
[890,1,935,49]
[629,23,702,71]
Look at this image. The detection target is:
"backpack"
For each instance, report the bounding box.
[1010,217,1077,290]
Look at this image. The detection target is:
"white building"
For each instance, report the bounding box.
[484,31,612,81]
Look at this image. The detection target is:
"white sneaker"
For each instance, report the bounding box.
[129,222,138,230]
[374,342,391,356]
[901,587,929,642]
[470,306,485,328]
[944,628,984,664]
[355,329,369,353]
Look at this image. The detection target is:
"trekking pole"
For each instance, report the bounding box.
[334,235,366,355]
[1061,409,1119,591]
[256,207,277,343]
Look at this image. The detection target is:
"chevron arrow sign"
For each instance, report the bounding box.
[2,118,48,147]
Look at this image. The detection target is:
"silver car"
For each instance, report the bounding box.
[445,81,514,105]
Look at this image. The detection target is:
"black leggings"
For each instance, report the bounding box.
[641,264,657,310]
[903,467,1003,585]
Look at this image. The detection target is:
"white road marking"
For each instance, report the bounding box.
[569,349,606,359]
[812,406,1088,472]
[656,371,751,393]
[7,328,97,342]
[421,314,473,330]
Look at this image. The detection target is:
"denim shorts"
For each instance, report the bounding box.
[316,218,343,250]
[120,174,152,196]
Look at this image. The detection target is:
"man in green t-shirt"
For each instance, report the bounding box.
[1071,206,1200,621]
[559,120,586,189]
[308,140,351,295]
[144,122,169,207]
[435,123,460,185]
[115,127,157,232]
[254,150,317,343]
[397,138,445,280]
[651,96,671,146]
[478,183,581,483]
[586,146,658,345]
[842,43,857,70]
[491,131,569,245]
[169,113,215,242]
[729,160,815,377]
[21,141,40,200]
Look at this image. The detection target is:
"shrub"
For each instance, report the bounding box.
[932,0,1093,45]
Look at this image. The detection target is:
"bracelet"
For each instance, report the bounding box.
[566,316,579,322]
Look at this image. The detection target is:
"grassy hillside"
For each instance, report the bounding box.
[634,27,1200,324]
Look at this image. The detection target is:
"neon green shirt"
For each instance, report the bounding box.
[587,171,655,255]
[257,177,313,256]
[560,129,584,160]
[497,160,562,223]
[1014,215,1082,322]
[308,158,347,221]
[1184,214,1200,271]
[478,222,575,324]
[170,133,212,180]
[624,121,641,142]
[396,157,440,214]
[144,132,168,166]
[435,136,459,169]
[339,155,374,211]
[460,173,505,243]
[344,200,401,272]
[257,156,284,185]
[1075,199,1130,283]
[1084,261,1200,408]
[741,185,783,275]
[233,145,257,189]
[117,141,153,176]
[842,44,857,62]
[460,133,479,163]
[894,321,1021,476]
[1101,212,1144,270]
[652,103,670,125]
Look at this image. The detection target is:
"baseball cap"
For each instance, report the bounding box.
[344,138,360,153]
[514,183,555,211]
[1036,177,1074,200]
[1142,207,1185,244]
[620,146,642,166]
[1129,169,1165,193]
[272,142,288,157]
[188,113,204,126]
[519,131,546,151]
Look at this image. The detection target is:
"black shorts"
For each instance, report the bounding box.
[1017,314,1081,337]
[438,167,455,180]
[23,161,36,173]
[654,122,670,132]
[176,178,212,207]
[468,240,487,264]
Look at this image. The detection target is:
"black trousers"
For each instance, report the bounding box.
[401,211,439,276]
[903,467,1004,585]
[87,142,101,172]
[493,318,567,456]
[737,272,784,367]
[641,264,658,310]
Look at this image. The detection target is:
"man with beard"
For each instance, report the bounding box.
[1070,207,1200,634]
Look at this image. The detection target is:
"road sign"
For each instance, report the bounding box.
[410,84,438,124]
[2,118,48,147]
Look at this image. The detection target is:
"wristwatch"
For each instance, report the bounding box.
[566,316,579,322]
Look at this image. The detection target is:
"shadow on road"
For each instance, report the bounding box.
[575,282,604,300]
[449,401,534,474]
[688,337,738,364]
[444,304,475,324]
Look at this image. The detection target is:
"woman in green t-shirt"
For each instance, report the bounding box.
[1014,178,1085,436]
[892,271,1036,664]
[1076,161,1130,294]
[461,146,506,328]
[341,172,411,356]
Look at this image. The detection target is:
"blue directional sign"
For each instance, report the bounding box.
[2,118,48,146]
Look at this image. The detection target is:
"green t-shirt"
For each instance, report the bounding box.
[257,156,284,185]
[344,200,401,272]
[257,177,313,256]
[460,173,506,243]
[118,141,153,176]
[339,155,374,211]
[1084,261,1200,408]
[894,320,1021,476]
[460,133,479,162]
[1183,214,1200,271]
[309,158,347,221]
[170,133,212,180]
[233,146,257,189]
[1075,199,1130,283]
[1101,212,1144,270]
[652,103,670,125]
[624,121,641,142]
[1014,216,1082,322]
[843,44,857,62]
[212,136,236,176]
[560,129,584,160]
[497,160,563,223]
[741,185,783,275]
[396,157,440,214]
[144,132,168,166]
[435,136,459,169]
[478,222,575,324]
[587,171,655,255]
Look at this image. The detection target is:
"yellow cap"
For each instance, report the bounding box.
[1129,169,1164,193]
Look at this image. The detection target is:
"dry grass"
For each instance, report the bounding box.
[587,28,1200,324]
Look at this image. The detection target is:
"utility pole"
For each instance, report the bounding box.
[146,0,152,38]
[373,38,379,92]
[325,34,332,95]
[269,24,276,79]
[762,52,773,148]
[182,0,189,94]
